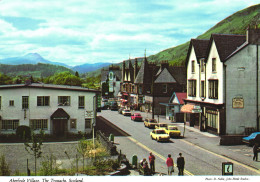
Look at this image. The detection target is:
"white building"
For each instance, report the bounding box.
[0,83,99,136]
[184,27,260,136]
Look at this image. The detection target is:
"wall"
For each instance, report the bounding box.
[0,87,96,134]
[225,45,259,134]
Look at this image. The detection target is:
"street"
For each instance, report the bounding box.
[99,110,260,176]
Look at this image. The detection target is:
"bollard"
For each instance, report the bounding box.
[109,133,114,143]
[132,155,138,168]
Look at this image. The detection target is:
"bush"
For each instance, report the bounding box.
[0,155,11,176]
[40,154,60,176]
[16,125,31,141]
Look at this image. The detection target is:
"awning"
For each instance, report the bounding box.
[181,104,202,113]
[51,108,70,120]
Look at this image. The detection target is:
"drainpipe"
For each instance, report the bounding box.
[224,64,227,135]
[257,45,259,131]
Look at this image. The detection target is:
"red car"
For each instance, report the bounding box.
[131,113,143,121]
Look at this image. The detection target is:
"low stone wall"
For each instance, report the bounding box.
[96,130,118,156]
[220,135,246,145]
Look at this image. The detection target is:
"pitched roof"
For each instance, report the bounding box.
[51,108,70,119]
[186,39,210,66]
[134,57,157,84]
[168,66,187,85]
[209,34,246,62]
[155,68,176,83]
[175,92,187,105]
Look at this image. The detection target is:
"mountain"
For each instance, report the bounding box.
[72,62,112,74]
[0,53,70,68]
[148,4,260,66]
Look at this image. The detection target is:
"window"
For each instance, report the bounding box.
[163,84,167,93]
[188,80,196,97]
[30,119,48,130]
[200,81,205,97]
[138,85,143,94]
[58,96,70,106]
[9,100,14,106]
[78,96,85,109]
[191,60,195,73]
[0,120,19,130]
[208,80,218,99]
[201,60,205,73]
[206,110,218,129]
[70,119,77,129]
[85,119,91,129]
[212,58,216,72]
[37,96,50,106]
[22,96,29,109]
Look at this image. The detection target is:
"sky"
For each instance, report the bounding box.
[0,0,259,66]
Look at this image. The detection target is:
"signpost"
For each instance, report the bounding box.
[222,162,233,175]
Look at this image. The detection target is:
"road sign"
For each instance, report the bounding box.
[85,111,94,118]
[222,162,233,175]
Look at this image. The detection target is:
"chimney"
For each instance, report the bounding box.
[122,61,125,82]
[160,60,169,70]
[247,25,260,45]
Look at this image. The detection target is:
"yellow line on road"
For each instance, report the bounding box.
[182,140,260,174]
[127,136,194,176]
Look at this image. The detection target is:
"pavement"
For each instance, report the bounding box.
[105,110,260,176]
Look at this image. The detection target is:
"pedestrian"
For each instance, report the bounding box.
[166,154,174,175]
[177,153,185,176]
[149,152,155,174]
[140,158,146,168]
[253,143,259,161]
[143,161,150,176]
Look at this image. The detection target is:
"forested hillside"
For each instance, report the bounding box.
[0,63,74,78]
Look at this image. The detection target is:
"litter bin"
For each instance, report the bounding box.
[132,155,138,167]
[109,134,114,143]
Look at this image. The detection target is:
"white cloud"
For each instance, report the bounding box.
[0,0,259,65]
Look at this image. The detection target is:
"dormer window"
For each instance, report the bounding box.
[191,60,195,73]
[212,58,216,72]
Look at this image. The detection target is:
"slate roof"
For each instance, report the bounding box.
[186,39,210,66]
[154,68,176,83]
[168,66,187,85]
[51,108,70,119]
[208,34,246,62]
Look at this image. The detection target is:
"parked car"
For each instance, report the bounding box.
[155,123,168,129]
[242,132,260,146]
[164,125,181,138]
[150,129,170,142]
[118,107,124,114]
[122,109,131,116]
[110,102,118,111]
[131,113,143,121]
[144,119,158,129]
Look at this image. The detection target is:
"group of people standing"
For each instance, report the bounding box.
[140,152,185,176]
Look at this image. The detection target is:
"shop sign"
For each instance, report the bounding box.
[232,97,244,108]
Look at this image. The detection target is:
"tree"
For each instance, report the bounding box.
[24,130,44,176]
[77,138,88,171]
[75,71,79,77]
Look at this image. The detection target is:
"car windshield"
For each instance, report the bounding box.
[135,114,141,116]
[168,126,178,130]
[149,120,156,123]
[125,110,130,112]
[160,124,167,127]
[156,130,166,134]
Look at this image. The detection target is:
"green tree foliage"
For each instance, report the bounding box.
[0,73,12,85]
[82,74,101,90]
[77,138,89,171]
[75,71,79,77]
[0,155,11,176]
[44,71,83,86]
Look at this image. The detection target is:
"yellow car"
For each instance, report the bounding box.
[164,125,181,137]
[144,119,158,129]
[155,123,168,129]
[150,129,170,142]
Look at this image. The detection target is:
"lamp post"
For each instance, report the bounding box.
[92,95,96,147]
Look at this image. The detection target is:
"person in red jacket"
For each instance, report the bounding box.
[166,154,174,175]
[149,152,155,174]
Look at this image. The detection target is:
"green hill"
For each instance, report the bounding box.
[0,63,74,78]
[148,4,260,66]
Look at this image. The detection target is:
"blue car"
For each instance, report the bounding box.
[242,132,260,146]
